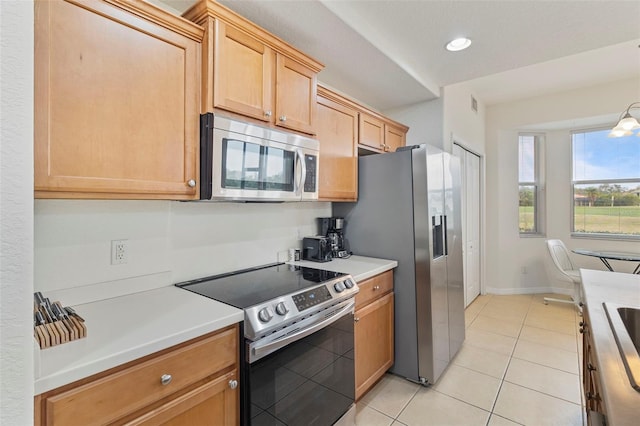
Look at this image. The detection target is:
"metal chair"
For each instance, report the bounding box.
[545,239,582,309]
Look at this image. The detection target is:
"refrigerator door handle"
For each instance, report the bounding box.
[443,215,448,256]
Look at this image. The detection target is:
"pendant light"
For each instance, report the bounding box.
[609,102,640,137]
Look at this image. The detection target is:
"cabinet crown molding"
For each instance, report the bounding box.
[105,0,204,41]
[183,0,324,72]
[318,84,409,132]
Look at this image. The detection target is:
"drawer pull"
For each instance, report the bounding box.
[373,285,380,290]
[160,374,172,386]
[354,317,360,322]
[228,379,238,390]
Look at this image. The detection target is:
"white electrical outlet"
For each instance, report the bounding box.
[111,239,128,265]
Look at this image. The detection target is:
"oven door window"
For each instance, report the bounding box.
[248,313,354,425]
[222,138,295,191]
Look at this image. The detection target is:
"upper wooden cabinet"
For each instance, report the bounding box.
[359,113,408,153]
[34,0,203,199]
[359,113,385,152]
[316,88,358,201]
[316,85,409,201]
[384,123,407,153]
[212,21,273,122]
[184,0,322,135]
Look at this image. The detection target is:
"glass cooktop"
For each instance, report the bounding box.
[176,263,347,309]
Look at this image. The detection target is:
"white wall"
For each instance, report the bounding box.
[443,84,486,156]
[35,201,331,305]
[0,1,34,424]
[485,77,640,294]
[384,97,444,149]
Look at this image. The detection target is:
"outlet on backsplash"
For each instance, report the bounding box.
[111,239,128,265]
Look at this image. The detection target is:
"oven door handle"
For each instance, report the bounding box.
[251,299,355,362]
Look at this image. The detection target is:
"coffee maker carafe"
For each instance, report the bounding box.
[318,217,348,258]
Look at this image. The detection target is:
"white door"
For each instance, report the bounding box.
[453,144,482,307]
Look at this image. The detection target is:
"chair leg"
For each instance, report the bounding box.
[543,296,582,315]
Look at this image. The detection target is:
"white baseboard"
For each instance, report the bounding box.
[484,286,573,296]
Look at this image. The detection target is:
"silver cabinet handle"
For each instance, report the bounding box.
[279,115,287,122]
[373,285,380,290]
[354,317,360,322]
[228,379,238,389]
[265,110,272,117]
[160,374,172,385]
[187,179,196,188]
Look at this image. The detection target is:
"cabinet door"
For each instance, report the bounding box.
[34,0,200,199]
[127,370,239,426]
[359,113,385,151]
[355,292,394,400]
[276,55,317,135]
[384,123,406,153]
[213,20,274,122]
[316,96,358,201]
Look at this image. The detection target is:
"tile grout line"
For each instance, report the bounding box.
[484,298,531,426]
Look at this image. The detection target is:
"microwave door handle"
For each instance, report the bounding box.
[296,149,306,197]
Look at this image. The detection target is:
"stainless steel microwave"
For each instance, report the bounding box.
[200,114,319,202]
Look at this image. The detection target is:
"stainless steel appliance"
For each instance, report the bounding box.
[333,144,465,385]
[176,263,358,425]
[318,217,349,258]
[199,114,319,202]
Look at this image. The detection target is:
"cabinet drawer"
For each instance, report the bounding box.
[45,327,237,426]
[356,270,393,309]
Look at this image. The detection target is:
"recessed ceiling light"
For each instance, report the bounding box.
[446,37,472,52]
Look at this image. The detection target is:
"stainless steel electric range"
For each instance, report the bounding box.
[176,263,359,426]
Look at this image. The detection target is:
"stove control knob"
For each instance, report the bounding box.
[258,307,273,323]
[275,302,288,316]
[344,279,355,289]
[334,282,346,293]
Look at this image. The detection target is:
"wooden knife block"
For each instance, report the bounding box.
[34,302,87,349]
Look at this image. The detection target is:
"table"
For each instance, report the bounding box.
[573,249,640,274]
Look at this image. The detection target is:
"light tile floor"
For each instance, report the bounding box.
[353,294,584,426]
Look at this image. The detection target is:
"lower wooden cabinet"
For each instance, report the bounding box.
[581,306,607,424]
[35,324,239,426]
[354,271,394,400]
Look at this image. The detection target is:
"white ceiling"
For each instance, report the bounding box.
[160,0,640,111]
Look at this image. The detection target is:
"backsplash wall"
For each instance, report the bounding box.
[35,200,331,303]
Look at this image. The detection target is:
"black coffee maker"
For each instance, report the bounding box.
[318,217,348,258]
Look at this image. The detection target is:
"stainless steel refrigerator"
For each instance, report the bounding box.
[333,144,465,385]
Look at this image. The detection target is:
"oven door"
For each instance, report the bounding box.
[244,300,355,425]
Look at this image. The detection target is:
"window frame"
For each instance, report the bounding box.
[518,133,545,237]
[570,126,640,240]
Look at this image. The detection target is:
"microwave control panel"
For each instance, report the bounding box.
[304,155,317,192]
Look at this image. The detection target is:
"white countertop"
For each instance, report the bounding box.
[35,255,397,395]
[34,285,243,395]
[580,269,640,426]
[292,255,398,282]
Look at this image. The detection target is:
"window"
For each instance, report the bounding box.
[519,134,544,234]
[572,128,640,237]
